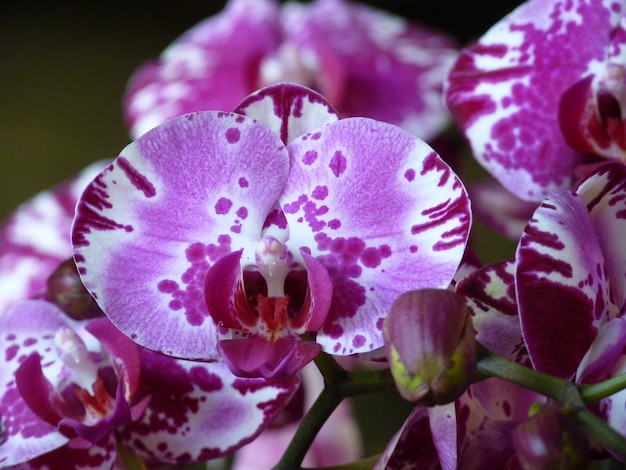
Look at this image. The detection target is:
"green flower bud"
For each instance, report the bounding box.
[383,288,476,405]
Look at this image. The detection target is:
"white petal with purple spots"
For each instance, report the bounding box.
[73,112,289,359]
[282,118,471,355]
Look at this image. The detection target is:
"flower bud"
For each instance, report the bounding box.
[512,405,590,470]
[383,288,476,405]
[46,258,103,320]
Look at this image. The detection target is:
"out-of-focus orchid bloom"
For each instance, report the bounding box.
[375,377,545,469]
[467,180,538,240]
[123,0,458,139]
[0,299,146,467]
[0,297,300,468]
[445,0,626,202]
[0,163,105,313]
[72,83,471,380]
[232,364,362,469]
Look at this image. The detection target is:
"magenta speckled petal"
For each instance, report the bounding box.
[234,82,340,144]
[13,435,117,470]
[123,0,282,138]
[282,118,471,355]
[516,192,610,379]
[374,406,444,470]
[456,260,529,366]
[120,350,299,464]
[73,112,289,359]
[456,378,545,467]
[281,0,457,140]
[0,300,73,467]
[445,0,624,201]
[0,162,105,313]
[577,162,626,313]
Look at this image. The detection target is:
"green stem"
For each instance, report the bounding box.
[580,373,626,404]
[273,355,396,470]
[273,382,344,470]
[573,407,626,461]
[476,347,626,459]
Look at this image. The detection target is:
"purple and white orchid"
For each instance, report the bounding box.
[0,297,299,468]
[445,0,626,202]
[458,162,626,446]
[72,83,471,380]
[123,0,458,139]
[0,163,105,313]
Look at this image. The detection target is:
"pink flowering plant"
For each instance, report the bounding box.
[6,0,626,468]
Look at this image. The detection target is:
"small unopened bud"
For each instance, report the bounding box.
[383,288,476,405]
[46,258,103,320]
[512,405,590,470]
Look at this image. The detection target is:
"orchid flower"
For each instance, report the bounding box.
[72,83,471,380]
[123,0,458,139]
[0,298,146,468]
[0,297,299,468]
[445,0,626,202]
[0,162,105,313]
[458,162,626,447]
[375,377,546,469]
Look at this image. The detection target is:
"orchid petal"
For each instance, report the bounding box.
[11,434,117,470]
[576,162,626,313]
[597,347,626,439]
[374,406,442,470]
[429,403,458,470]
[577,317,626,384]
[282,0,457,140]
[457,260,529,366]
[517,192,610,379]
[119,351,299,464]
[457,378,545,467]
[0,162,105,313]
[0,300,73,466]
[73,112,289,359]
[233,82,339,144]
[445,0,624,201]
[123,0,282,138]
[282,118,470,355]
[218,336,322,380]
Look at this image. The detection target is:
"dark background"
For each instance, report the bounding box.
[1,0,524,456]
[1,0,523,222]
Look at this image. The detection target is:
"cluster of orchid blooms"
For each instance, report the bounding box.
[4,0,626,468]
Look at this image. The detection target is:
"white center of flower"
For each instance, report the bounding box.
[54,327,99,394]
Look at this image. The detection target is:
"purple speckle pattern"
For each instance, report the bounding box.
[0,301,80,466]
[234,82,340,144]
[456,259,530,366]
[118,350,299,464]
[282,117,470,355]
[516,162,626,379]
[445,0,625,201]
[72,112,289,359]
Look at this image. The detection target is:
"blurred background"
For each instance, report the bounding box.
[1,0,523,222]
[1,0,523,456]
